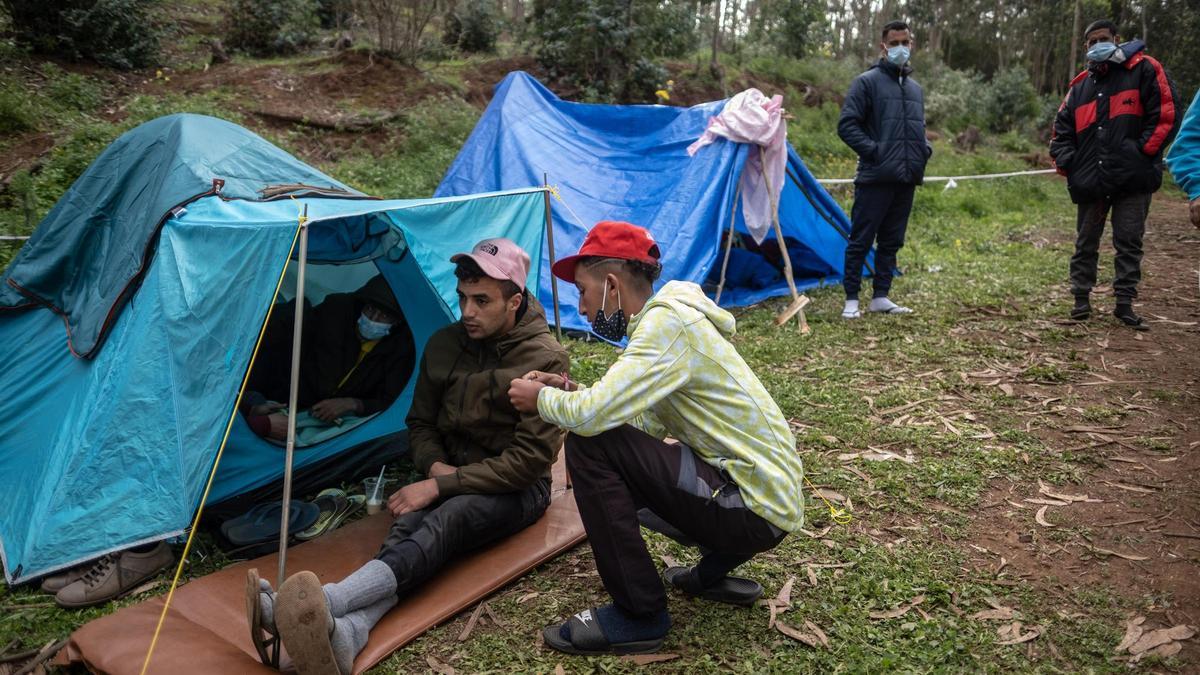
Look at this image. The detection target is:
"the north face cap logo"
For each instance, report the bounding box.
[479,243,499,256]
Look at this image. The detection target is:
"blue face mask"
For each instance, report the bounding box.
[357,313,392,340]
[886,45,910,66]
[1087,41,1118,63]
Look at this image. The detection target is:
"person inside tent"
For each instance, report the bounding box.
[506,220,804,656]
[245,238,568,675]
[242,275,416,439]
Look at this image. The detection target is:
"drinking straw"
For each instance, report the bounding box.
[371,465,386,501]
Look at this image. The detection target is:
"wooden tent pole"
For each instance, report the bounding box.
[713,181,742,306]
[278,205,309,588]
[756,148,809,333]
[542,175,562,342]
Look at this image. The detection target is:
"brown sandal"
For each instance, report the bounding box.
[275,571,339,675]
[244,568,278,666]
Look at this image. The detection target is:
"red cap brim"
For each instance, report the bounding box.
[551,254,584,283]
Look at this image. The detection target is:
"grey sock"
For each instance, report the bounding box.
[257,578,276,635]
[323,559,397,618]
[329,594,397,675]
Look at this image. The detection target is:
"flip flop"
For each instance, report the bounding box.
[663,566,763,607]
[841,309,861,320]
[541,608,663,656]
[276,571,338,675]
[224,501,321,546]
[327,495,365,532]
[868,305,914,314]
[296,490,348,541]
[245,568,278,666]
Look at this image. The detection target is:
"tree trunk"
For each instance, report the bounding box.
[710,0,722,69]
[1069,0,1083,74]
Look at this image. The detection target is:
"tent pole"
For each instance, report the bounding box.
[542,175,562,342]
[278,205,309,588]
[714,181,742,305]
[757,149,810,333]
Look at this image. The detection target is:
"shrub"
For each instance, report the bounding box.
[985,66,1038,134]
[444,0,500,54]
[225,0,320,56]
[923,64,986,133]
[0,0,160,70]
[0,82,36,133]
[354,0,443,64]
[530,0,693,102]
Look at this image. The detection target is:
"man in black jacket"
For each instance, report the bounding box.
[1050,19,1180,329]
[837,20,932,320]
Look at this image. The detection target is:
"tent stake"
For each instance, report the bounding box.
[542,175,562,342]
[278,205,309,588]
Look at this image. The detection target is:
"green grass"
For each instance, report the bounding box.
[1,48,1179,673]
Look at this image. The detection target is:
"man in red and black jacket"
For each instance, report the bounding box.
[1050,19,1179,329]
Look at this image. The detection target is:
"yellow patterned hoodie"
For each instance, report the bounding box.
[537,281,804,532]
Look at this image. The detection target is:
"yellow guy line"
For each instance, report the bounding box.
[803,474,853,525]
[140,220,304,675]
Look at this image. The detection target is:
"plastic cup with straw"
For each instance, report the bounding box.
[365,465,386,515]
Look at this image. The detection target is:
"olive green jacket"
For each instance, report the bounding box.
[408,297,568,496]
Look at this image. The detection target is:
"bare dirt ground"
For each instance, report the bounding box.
[967,196,1200,662]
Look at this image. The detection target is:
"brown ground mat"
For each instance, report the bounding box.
[61,463,583,674]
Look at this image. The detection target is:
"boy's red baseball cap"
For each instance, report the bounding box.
[552,220,661,283]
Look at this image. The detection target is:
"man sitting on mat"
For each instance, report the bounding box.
[246,238,568,675]
[507,220,805,656]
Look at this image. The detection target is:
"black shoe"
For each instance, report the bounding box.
[663,566,763,607]
[1070,295,1091,321]
[1114,304,1150,331]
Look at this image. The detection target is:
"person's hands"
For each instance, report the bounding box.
[427,461,457,478]
[267,412,289,440]
[1190,197,1199,229]
[521,370,566,389]
[388,479,439,516]
[508,378,546,413]
[310,397,359,422]
[249,401,285,416]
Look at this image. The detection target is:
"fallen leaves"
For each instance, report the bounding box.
[776,620,829,648]
[1115,616,1196,662]
[1034,506,1056,528]
[970,598,1017,621]
[621,653,680,665]
[869,594,925,620]
[1037,480,1093,503]
[995,621,1042,645]
[426,655,456,675]
[758,576,831,649]
[1085,545,1148,562]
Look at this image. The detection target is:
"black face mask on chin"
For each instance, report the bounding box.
[591,280,627,343]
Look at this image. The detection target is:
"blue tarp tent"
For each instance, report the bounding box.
[0,114,548,584]
[436,72,861,333]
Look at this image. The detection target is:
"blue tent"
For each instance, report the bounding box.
[0,114,548,584]
[436,72,860,333]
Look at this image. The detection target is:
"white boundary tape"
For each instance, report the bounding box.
[816,168,1057,185]
[0,169,1059,242]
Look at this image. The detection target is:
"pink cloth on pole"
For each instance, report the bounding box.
[687,88,787,243]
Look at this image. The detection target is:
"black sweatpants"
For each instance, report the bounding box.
[375,478,550,594]
[843,182,916,300]
[566,425,786,617]
[1070,192,1152,301]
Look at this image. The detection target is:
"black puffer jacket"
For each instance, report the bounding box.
[1050,40,1181,204]
[838,59,933,185]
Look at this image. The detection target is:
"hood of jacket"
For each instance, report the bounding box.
[629,281,736,340]
[873,58,914,79]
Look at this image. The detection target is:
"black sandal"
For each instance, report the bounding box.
[663,566,763,606]
[542,608,663,656]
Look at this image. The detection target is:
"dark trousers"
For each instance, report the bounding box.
[566,425,786,617]
[1070,193,1152,301]
[375,478,550,594]
[843,182,916,299]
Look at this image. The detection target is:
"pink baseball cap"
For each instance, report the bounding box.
[450,238,531,291]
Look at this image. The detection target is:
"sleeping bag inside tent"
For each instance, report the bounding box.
[0,114,548,584]
[435,71,867,334]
